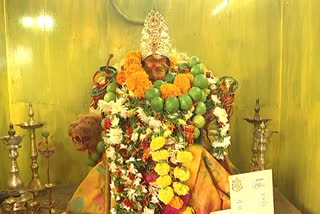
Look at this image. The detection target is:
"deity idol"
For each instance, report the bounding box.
[66,10,238,214]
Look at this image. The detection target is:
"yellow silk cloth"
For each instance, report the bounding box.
[66,145,231,214]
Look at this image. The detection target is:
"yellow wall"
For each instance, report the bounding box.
[277,0,320,213]
[0,0,319,213]
[0,0,110,188]
[0,0,10,189]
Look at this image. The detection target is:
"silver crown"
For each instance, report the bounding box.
[140,10,172,60]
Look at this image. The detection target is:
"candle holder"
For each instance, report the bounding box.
[38,131,56,214]
[0,123,24,194]
[16,103,45,192]
[244,98,277,171]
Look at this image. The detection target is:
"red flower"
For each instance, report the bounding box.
[123,198,134,208]
[126,128,133,137]
[116,184,125,192]
[143,171,158,183]
[141,139,150,150]
[128,173,135,180]
[104,119,111,132]
[119,148,128,158]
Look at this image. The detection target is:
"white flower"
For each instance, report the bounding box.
[184,110,193,120]
[151,194,159,204]
[211,94,221,105]
[111,98,127,118]
[125,157,135,163]
[131,132,139,142]
[137,107,149,123]
[106,147,116,160]
[107,128,123,145]
[212,136,231,148]
[110,181,115,190]
[128,163,138,174]
[111,117,119,127]
[220,124,230,137]
[214,152,225,160]
[208,78,217,90]
[110,208,116,214]
[98,100,113,113]
[120,144,127,149]
[109,162,117,172]
[126,188,137,200]
[143,207,155,214]
[149,118,161,129]
[213,107,228,125]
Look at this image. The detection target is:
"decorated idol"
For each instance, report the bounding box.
[67,10,238,214]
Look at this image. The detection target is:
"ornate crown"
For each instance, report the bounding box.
[140,10,172,60]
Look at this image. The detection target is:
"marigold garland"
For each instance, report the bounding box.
[174,166,191,181]
[169,196,184,209]
[159,83,182,100]
[126,71,152,98]
[125,50,142,61]
[159,187,175,205]
[124,56,141,69]
[176,151,193,163]
[170,56,177,70]
[155,162,170,176]
[173,182,190,196]
[151,149,170,161]
[116,69,126,85]
[155,175,172,187]
[124,64,145,80]
[174,73,192,94]
[150,136,166,150]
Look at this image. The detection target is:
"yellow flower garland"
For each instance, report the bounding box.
[176,150,193,163]
[155,175,172,187]
[150,136,166,151]
[158,187,174,205]
[151,149,169,161]
[155,162,170,176]
[173,182,190,196]
[174,166,190,181]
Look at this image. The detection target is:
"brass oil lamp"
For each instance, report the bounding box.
[244,99,278,171]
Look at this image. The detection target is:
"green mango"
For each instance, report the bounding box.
[151,97,164,112]
[188,87,202,102]
[188,56,200,68]
[179,94,193,111]
[165,73,176,83]
[146,88,161,102]
[165,96,180,113]
[193,74,208,89]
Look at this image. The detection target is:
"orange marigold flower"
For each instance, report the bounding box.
[125,51,142,60]
[170,56,177,70]
[169,196,184,209]
[160,83,181,100]
[186,73,194,82]
[116,70,126,85]
[124,56,141,69]
[127,71,152,98]
[174,74,192,94]
[125,64,144,80]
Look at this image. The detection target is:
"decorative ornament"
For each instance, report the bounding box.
[140,10,172,60]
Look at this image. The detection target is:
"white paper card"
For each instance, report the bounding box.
[213,170,274,214]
